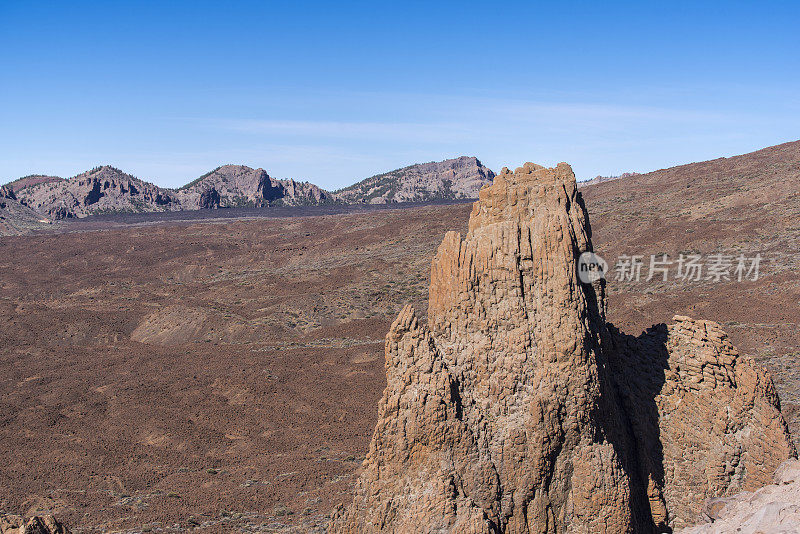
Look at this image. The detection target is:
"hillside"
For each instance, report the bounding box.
[581,139,800,442]
[176,165,331,208]
[15,166,182,219]
[578,171,639,187]
[5,174,64,193]
[333,156,495,204]
[0,186,55,236]
[3,157,492,225]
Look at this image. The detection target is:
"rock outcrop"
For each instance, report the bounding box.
[678,459,800,534]
[1,185,17,203]
[609,317,796,529]
[0,514,70,534]
[577,172,639,188]
[330,162,795,533]
[15,166,181,219]
[176,165,331,208]
[0,185,54,235]
[334,156,495,204]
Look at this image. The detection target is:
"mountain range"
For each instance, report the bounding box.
[2,156,495,222]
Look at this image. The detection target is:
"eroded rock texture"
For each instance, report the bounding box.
[609,317,796,529]
[0,514,70,534]
[677,459,800,534]
[330,162,795,533]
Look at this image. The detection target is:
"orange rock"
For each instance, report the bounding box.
[330,163,795,533]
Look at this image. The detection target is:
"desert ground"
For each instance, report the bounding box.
[1,142,799,532]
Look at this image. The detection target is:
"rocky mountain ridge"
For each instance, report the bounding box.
[4,157,494,223]
[175,164,331,208]
[334,156,495,204]
[15,166,181,219]
[0,185,54,235]
[5,174,64,194]
[330,162,795,533]
[6,141,800,225]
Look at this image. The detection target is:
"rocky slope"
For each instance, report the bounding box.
[0,185,54,236]
[330,162,794,533]
[578,171,638,187]
[678,459,800,534]
[334,156,495,204]
[5,175,64,194]
[15,166,181,219]
[176,164,331,208]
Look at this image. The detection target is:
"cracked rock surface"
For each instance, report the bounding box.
[330,162,795,533]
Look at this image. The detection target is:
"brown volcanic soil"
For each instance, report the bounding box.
[0,205,467,533]
[5,175,64,194]
[582,140,800,445]
[1,141,799,532]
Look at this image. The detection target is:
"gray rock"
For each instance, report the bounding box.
[334,156,495,204]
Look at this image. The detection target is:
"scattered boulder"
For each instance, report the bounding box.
[330,162,795,533]
[0,514,70,534]
[678,459,800,534]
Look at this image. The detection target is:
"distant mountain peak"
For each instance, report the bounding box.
[334,156,495,204]
[176,165,330,208]
[16,165,180,219]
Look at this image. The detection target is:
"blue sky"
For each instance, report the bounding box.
[1,1,798,189]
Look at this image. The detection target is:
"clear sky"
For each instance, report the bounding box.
[1,1,798,189]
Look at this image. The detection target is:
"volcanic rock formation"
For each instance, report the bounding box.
[0,514,70,534]
[334,156,495,204]
[15,166,180,219]
[677,459,800,534]
[177,165,330,208]
[330,163,795,533]
[0,185,53,236]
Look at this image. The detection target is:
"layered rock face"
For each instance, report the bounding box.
[609,317,796,529]
[330,163,795,533]
[177,165,331,208]
[16,166,181,219]
[0,185,54,236]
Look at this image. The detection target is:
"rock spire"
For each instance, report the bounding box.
[330,162,795,533]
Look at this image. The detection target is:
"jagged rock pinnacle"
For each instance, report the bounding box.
[330,163,794,533]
